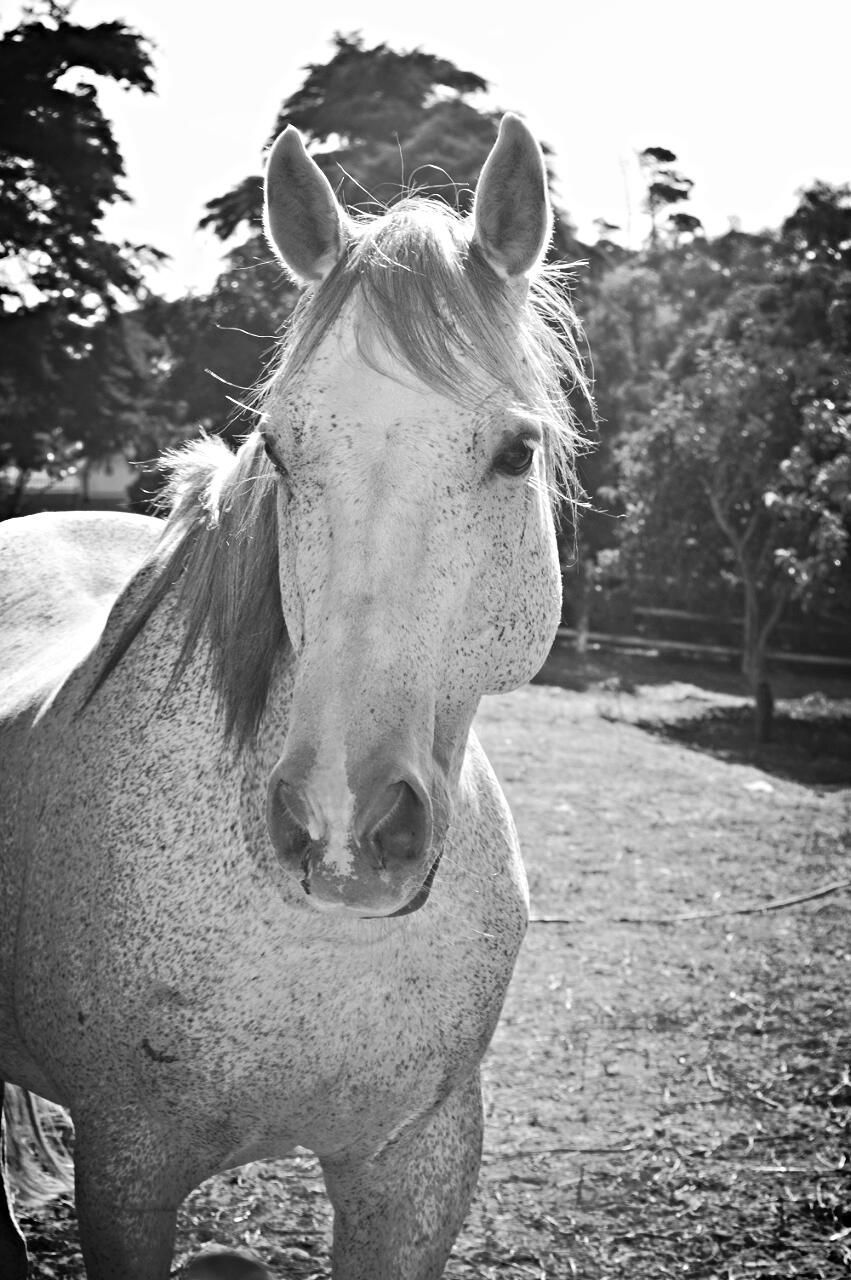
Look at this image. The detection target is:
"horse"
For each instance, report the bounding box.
[0,113,586,1279]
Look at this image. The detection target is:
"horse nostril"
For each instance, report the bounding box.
[268,775,315,872]
[365,781,428,867]
[274,776,313,833]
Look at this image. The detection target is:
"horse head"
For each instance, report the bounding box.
[261,115,582,917]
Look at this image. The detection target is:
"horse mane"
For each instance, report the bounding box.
[89,433,284,746]
[93,198,590,746]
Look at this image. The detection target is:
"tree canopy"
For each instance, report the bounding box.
[0,2,158,514]
[200,31,580,259]
[585,181,851,738]
[0,3,156,316]
[201,32,497,239]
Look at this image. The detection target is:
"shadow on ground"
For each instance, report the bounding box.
[535,640,851,788]
[634,699,851,788]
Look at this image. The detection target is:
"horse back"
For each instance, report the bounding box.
[0,509,162,722]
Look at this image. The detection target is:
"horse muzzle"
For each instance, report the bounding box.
[266,761,442,917]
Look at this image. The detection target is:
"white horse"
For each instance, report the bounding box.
[0,114,586,1278]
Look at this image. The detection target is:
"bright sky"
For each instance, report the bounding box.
[7,0,851,295]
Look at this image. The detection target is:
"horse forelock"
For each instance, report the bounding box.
[264,198,591,511]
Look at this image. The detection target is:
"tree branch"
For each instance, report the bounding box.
[530,878,851,927]
[757,583,790,653]
[739,509,761,551]
[703,482,746,561]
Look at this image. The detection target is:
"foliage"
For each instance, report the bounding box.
[0,305,169,517]
[154,241,296,434]
[591,182,851,737]
[781,179,851,269]
[0,0,158,515]
[115,239,299,511]
[0,2,156,315]
[617,338,848,646]
[769,398,851,603]
[639,145,701,247]
[201,32,495,236]
[566,151,710,629]
[201,32,581,257]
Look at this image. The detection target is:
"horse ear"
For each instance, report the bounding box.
[264,126,348,284]
[472,114,552,281]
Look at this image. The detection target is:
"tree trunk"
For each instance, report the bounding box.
[746,661,774,745]
[704,485,787,748]
[741,569,786,746]
[574,556,591,658]
[754,679,774,745]
[741,570,771,743]
[0,468,30,520]
[570,550,600,660]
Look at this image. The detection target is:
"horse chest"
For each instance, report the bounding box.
[14,669,525,1162]
[125,918,513,1161]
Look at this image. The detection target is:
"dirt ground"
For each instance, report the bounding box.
[20,645,851,1278]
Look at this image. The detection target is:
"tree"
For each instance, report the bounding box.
[612,209,851,741]
[0,2,156,314]
[781,180,851,269]
[639,146,696,248]
[201,32,495,238]
[0,303,176,518]
[201,32,581,257]
[769,397,851,611]
[669,211,704,244]
[0,1,158,515]
[134,248,299,448]
[566,249,706,639]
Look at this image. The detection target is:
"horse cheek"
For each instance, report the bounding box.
[471,500,561,694]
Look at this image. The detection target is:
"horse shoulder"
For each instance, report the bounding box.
[0,510,162,722]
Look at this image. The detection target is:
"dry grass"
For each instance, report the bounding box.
[20,648,851,1278]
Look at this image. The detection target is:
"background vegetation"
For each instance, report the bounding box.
[1,3,849,742]
[2,6,849,1274]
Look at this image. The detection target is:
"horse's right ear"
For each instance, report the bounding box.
[472,114,552,282]
[264,126,348,284]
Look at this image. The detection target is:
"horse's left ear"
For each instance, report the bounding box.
[264,126,348,284]
[472,114,552,281]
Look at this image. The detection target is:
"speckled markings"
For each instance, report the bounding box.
[0,112,588,1280]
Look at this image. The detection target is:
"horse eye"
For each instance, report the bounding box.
[263,440,289,479]
[494,437,536,478]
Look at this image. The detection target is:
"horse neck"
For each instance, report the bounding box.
[88,560,294,775]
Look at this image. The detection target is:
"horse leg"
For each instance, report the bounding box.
[321,1070,483,1280]
[0,1082,29,1280]
[72,1107,186,1280]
